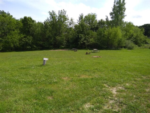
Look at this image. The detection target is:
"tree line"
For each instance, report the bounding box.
[0,0,149,51]
[139,24,150,38]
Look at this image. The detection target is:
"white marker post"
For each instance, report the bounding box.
[43,58,48,65]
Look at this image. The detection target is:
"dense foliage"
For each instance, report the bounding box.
[0,0,149,51]
[139,24,150,38]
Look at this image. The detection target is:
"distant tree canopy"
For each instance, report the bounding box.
[0,0,149,51]
[0,10,22,51]
[139,24,150,38]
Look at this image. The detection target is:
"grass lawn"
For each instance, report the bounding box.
[0,49,150,113]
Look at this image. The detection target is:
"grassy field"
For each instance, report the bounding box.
[0,49,150,113]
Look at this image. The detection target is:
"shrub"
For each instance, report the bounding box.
[125,40,135,50]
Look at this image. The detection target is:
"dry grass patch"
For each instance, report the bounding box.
[103,84,125,112]
[125,83,130,86]
[104,84,124,96]
[62,77,70,81]
[92,56,101,58]
[83,103,94,110]
[146,89,150,92]
[50,49,68,51]
[103,99,120,111]
[80,75,93,79]
[47,96,53,100]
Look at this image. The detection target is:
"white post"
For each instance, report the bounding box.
[43,58,48,65]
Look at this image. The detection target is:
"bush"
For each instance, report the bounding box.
[125,40,135,50]
[97,27,123,49]
[141,44,150,49]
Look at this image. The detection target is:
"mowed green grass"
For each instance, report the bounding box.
[0,49,150,113]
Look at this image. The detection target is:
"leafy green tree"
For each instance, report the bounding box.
[110,0,126,27]
[139,24,150,38]
[96,27,107,49]
[131,27,147,46]
[31,22,45,50]
[42,21,53,49]
[123,22,147,46]
[105,16,112,27]
[19,16,36,50]
[78,13,84,23]
[97,27,123,49]
[0,10,22,51]
[122,22,134,40]
[85,30,97,48]
[74,21,89,48]
[97,19,107,29]
[63,18,76,48]
[45,9,68,48]
[84,13,97,31]
[20,17,35,35]
[73,13,98,49]
[74,14,90,48]
[106,27,123,49]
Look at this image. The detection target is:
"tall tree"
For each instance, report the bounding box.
[45,9,68,48]
[97,19,106,29]
[110,0,126,27]
[32,22,44,50]
[0,10,22,51]
[78,13,84,24]
[19,16,35,50]
[74,13,98,49]
[84,13,97,31]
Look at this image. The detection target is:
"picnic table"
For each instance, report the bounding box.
[92,49,99,53]
[72,48,77,52]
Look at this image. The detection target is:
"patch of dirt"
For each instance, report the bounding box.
[80,75,92,78]
[103,99,119,111]
[110,87,124,96]
[104,84,124,96]
[47,96,53,100]
[111,87,117,96]
[103,84,125,112]
[126,83,130,86]
[62,77,70,81]
[50,49,68,51]
[83,103,94,110]
[146,89,150,92]
[92,56,101,58]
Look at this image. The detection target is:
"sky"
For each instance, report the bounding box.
[0,0,150,26]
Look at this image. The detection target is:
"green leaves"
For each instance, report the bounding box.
[110,0,126,27]
[84,13,97,31]
[45,9,69,48]
[139,24,150,38]
[0,7,149,51]
[0,10,22,51]
[123,22,147,47]
[97,27,123,49]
